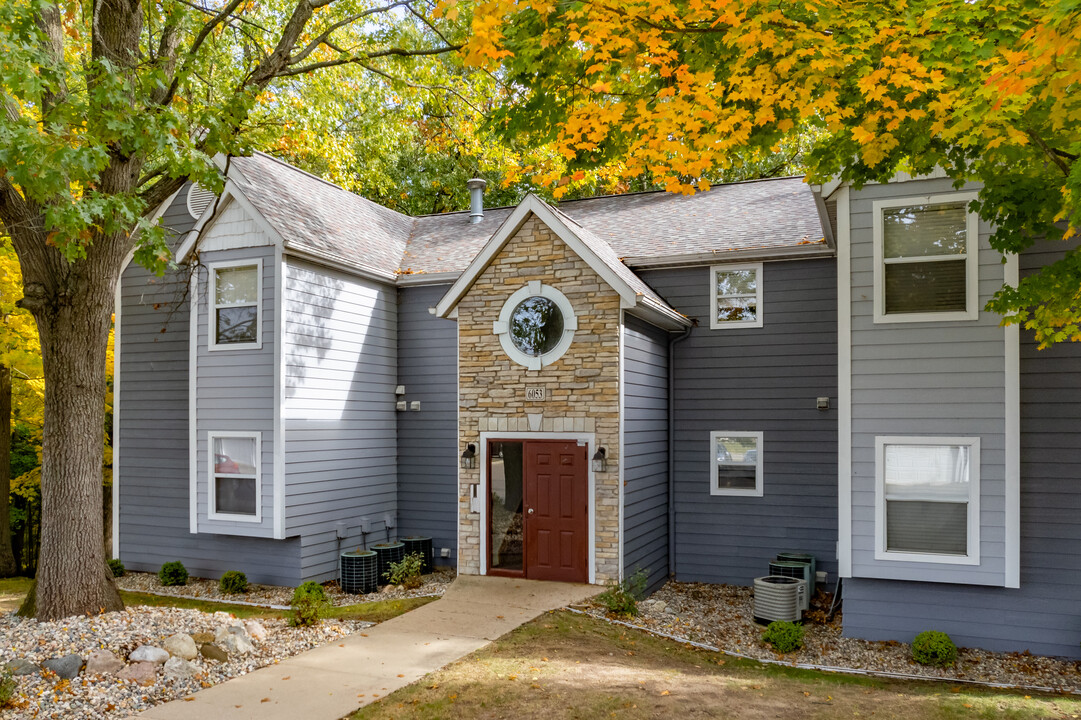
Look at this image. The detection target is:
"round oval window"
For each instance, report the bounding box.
[509,296,564,357]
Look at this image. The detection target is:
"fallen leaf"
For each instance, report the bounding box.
[282,676,290,681]
[804,692,811,697]
[660,690,670,696]
[397,674,405,678]
[963,703,973,708]
[183,698,195,702]
[260,698,270,703]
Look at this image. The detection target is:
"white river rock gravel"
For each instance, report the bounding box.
[0,606,370,719]
[587,581,1081,693]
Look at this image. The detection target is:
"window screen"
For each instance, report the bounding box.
[212,435,258,516]
[881,203,969,315]
[213,265,259,345]
[882,442,973,556]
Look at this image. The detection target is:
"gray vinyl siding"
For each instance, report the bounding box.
[117,187,301,587]
[284,259,398,580]
[194,246,277,536]
[847,178,1007,585]
[395,284,459,565]
[842,238,1081,658]
[621,316,669,592]
[640,261,838,585]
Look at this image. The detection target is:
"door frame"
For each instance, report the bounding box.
[478,431,597,584]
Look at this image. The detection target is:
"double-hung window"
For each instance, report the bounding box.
[210,260,262,349]
[710,263,763,329]
[710,431,763,496]
[873,193,979,323]
[209,432,261,521]
[875,437,980,564]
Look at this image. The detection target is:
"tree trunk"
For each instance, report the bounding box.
[0,364,17,577]
[18,266,122,619]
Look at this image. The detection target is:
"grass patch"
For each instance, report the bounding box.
[349,610,1081,720]
[2,578,433,627]
[327,596,437,623]
[117,591,281,620]
[0,577,33,596]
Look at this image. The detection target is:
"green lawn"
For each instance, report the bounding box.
[0,577,435,624]
[350,611,1081,720]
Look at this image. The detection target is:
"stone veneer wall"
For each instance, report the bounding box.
[456,214,621,582]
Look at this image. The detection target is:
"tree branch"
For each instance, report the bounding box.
[1026,128,1073,176]
[354,60,484,115]
[33,2,68,121]
[288,1,413,65]
[161,0,249,105]
[278,44,461,77]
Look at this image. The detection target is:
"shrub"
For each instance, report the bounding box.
[158,561,188,586]
[911,630,957,667]
[107,559,125,578]
[384,553,424,589]
[762,621,804,653]
[0,670,16,709]
[289,581,329,627]
[596,568,648,617]
[219,571,248,594]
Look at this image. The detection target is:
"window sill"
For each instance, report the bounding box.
[873,549,981,566]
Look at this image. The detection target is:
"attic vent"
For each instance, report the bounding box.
[186,183,216,220]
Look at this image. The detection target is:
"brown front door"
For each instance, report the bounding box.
[523,440,588,583]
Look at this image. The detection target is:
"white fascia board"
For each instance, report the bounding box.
[817,167,952,201]
[395,271,460,287]
[435,194,640,317]
[282,245,397,285]
[621,244,835,270]
[627,296,692,330]
[434,199,536,317]
[176,179,285,262]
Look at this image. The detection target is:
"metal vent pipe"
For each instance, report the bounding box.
[467,178,487,224]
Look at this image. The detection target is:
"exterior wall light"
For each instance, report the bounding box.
[592,447,607,473]
[460,443,477,470]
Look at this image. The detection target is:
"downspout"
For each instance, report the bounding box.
[667,323,694,580]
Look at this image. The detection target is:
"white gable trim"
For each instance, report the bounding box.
[435,194,641,318]
[175,179,284,261]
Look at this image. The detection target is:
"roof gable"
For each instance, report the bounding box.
[434,195,689,329]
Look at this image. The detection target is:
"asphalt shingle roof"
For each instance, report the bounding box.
[230,153,413,278]
[402,177,825,275]
[228,154,827,280]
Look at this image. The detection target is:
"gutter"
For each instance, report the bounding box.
[667,322,694,580]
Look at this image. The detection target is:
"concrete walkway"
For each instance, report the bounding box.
[141,575,596,720]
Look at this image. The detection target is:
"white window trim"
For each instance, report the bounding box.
[208,431,262,523]
[208,258,263,351]
[874,436,980,565]
[872,192,979,324]
[709,430,764,497]
[709,262,763,330]
[493,280,578,370]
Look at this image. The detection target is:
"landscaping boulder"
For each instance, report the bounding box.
[117,662,158,685]
[163,633,198,661]
[85,650,124,676]
[130,645,170,664]
[42,654,82,679]
[244,620,268,643]
[199,643,228,662]
[190,632,215,645]
[215,625,254,655]
[5,658,39,676]
[163,657,199,680]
